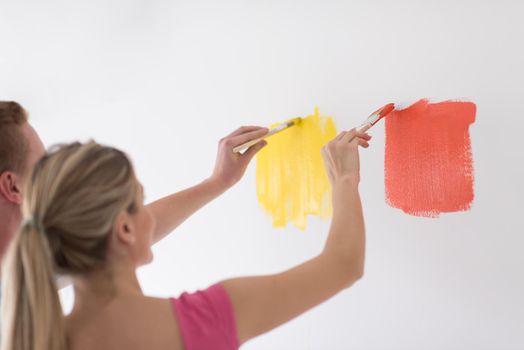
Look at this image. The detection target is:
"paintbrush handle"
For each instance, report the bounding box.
[233,136,266,153]
[356,103,395,134]
[233,123,292,153]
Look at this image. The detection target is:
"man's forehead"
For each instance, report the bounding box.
[23,123,45,151]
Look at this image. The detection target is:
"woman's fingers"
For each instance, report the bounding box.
[340,128,357,143]
[358,139,370,148]
[224,128,269,148]
[361,133,372,141]
[335,131,347,141]
[227,126,267,138]
[241,140,267,161]
[321,146,335,182]
[340,129,370,144]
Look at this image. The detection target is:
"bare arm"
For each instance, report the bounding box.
[222,129,370,345]
[147,178,226,243]
[147,126,269,243]
[322,177,365,271]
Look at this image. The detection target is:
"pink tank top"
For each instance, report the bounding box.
[170,283,239,350]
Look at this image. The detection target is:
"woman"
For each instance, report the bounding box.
[1,126,371,350]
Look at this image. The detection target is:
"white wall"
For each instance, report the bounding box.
[1,0,523,349]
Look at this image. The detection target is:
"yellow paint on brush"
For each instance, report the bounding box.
[256,108,337,230]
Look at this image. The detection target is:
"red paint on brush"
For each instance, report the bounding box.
[371,103,395,125]
[378,103,395,118]
[384,99,476,217]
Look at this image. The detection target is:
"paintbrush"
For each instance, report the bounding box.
[356,103,395,133]
[233,117,302,153]
[233,104,394,153]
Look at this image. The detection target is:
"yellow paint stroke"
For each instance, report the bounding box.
[256,108,337,230]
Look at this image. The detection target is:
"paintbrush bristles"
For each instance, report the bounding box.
[289,117,302,126]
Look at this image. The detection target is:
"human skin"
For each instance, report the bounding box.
[3,121,371,349]
[65,126,371,349]
[0,122,45,262]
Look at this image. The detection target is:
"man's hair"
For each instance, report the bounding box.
[0,101,29,174]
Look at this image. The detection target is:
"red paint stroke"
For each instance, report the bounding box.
[385,99,476,217]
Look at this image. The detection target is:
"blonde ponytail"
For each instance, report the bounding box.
[1,222,65,350]
[1,141,138,350]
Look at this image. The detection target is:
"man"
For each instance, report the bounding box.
[0,101,46,262]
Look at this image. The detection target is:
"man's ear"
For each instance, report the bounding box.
[114,211,136,245]
[0,172,23,205]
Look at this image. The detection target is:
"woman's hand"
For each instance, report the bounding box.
[321,129,371,185]
[209,125,269,191]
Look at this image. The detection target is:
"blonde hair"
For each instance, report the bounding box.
[1,141,139,350]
